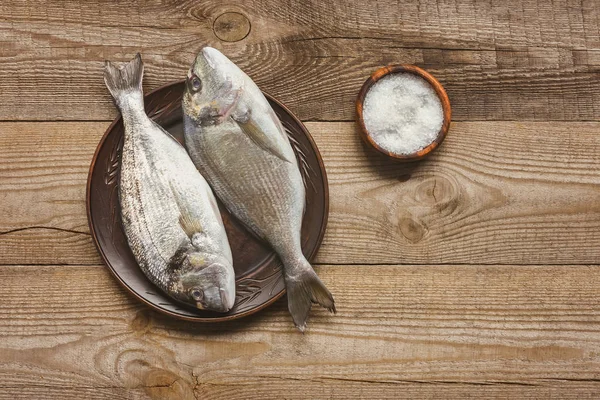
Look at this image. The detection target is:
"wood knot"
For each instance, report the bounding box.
[213,12,251,42]
[399,217,426,243]
[415,176,459,214]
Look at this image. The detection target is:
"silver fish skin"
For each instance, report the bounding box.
[103,54,235,312]
[182,47,335,331]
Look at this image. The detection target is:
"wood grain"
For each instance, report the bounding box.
[3,1,600,398]
[1,264,600,399]
[1,0,600,121]
[315,120,600,265]
[3,121,600,266]
[0,122,101,265]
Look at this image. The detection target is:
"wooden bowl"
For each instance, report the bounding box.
[356,65,451,161]
[86,81,329,322]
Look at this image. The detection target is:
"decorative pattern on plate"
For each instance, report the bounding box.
[235,262,283,312]
[104,135,122,186]
[87,81,328,322]
[280,117,317,193]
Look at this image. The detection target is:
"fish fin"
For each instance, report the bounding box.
[236,117,294,163]
[284,257,336,332]
[103,53,143,105]
[178,210,203,239]
[170,183,203,238]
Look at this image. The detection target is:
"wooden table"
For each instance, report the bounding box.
[2,1,600,398]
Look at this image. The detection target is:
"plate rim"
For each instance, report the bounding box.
[86,80,329,322]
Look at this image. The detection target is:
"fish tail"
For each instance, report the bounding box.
[103,53,144,109]
[284,257,336,332]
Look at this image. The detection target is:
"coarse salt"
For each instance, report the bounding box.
[362,72,444,156]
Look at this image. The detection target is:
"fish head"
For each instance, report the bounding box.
[182,47,244,125]
[174,252,236,313]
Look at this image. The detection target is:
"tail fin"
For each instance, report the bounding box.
[284,259,336,332]
[103,53,144,107]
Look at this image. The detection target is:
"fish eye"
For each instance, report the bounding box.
[189,75,202,92]
[190,288,203,301]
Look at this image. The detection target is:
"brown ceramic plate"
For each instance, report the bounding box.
[86,81,328,322]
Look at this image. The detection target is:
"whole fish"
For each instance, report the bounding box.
[182,47,335,331]
[104,54,235,312]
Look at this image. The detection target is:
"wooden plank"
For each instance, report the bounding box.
[1,264,600,399]
[0,388,147,400]
[0,385,598,400]
[315,120,600,265]
[0,122,101,265]
[1,0,600,121]
[2,121,600,265]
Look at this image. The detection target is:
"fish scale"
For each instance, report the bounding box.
[104,54,235,313]
[185,117,301,249]
[182,47,335,330]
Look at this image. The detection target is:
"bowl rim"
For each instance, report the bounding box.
[86,80,329,322]
[355,64,452,161]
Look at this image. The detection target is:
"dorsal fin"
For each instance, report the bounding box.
[170,183,202,238]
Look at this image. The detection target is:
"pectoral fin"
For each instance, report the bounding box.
[236,117,293,163]
[170,183,203,238]
[178,209,203,239]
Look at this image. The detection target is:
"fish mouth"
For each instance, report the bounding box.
[195,286,232,313]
